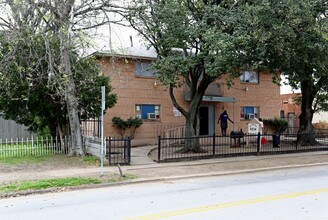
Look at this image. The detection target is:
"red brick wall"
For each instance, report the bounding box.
[99,57,187,144]
[99,56,281,145]
[215,74,281,133]
[280,93,301,128]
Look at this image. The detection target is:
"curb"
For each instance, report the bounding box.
[126,151,328,170]
[1,161,328,199]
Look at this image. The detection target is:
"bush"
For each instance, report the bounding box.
[263,118,288,134]
[112,117,143,139]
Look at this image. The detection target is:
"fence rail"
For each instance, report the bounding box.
[157,132,328,162]
[0,136,71,158]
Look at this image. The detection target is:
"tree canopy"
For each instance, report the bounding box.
[126,0,272,151]
[0,0,121,155]
[126,0,328,146]
[0,34,117,137]
[248,0,328,144]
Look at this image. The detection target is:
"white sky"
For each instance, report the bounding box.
[280,75,301,94]
[89,24,142,53]
[280,85,300,94]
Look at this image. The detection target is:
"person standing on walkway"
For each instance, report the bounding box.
[218,110,234,136]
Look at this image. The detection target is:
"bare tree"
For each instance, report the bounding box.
[0,0,123,156]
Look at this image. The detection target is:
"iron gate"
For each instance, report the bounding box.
[106,137,131,165]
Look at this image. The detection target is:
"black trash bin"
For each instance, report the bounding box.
[272,134,280,148]
[230,130,244,147]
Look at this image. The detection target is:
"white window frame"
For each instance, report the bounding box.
[134,61,155,78]
[240,106,260,119]
[240,71,259,83]
[135,104,160,120]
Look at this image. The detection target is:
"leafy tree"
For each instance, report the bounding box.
[0,0,120,156]
[125,0,261,152]
[247,0,328,145]
[0,35,117,140]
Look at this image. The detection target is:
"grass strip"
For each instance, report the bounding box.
[0,155,100,165]
[82,156,100,166]
[0,177,101,192]
[0,174,138,193]
[108,173,138,183]
[0,156,50,164]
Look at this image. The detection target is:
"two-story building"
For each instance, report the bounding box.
[94,47,281,145]
[280,93,301,134]
[280,92,328,133]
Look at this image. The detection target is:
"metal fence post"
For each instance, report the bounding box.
[128,138,131,164]
[158,136,161,162]
[108,137,111,165]
[212,133,216,157]
[123,138,127,164]
[296,133,299,151]
[257,132,260,155]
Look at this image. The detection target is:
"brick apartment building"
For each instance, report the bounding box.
[94,47,281,145]
[280,93,301,133]
[280,93,328,132]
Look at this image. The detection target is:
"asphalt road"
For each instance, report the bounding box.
[1,165,328,220]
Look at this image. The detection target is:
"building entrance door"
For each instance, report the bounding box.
[199,106,215,135]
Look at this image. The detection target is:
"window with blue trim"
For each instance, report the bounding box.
[135,104,160,120]
[240,106,259,119]
[134,61,155,78]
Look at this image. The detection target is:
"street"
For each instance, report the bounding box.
[1,165,328,220]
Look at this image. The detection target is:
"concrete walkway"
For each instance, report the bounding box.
[130,145,157,165]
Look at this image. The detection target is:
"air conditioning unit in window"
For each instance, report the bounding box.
[147,113,157,120]
[246,113,255,119]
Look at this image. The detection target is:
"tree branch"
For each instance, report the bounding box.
[169,85,187,117]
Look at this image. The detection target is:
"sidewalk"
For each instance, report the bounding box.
[1,146,328,186]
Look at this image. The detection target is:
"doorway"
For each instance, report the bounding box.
[199,105,215,135]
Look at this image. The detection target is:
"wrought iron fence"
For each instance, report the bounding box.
[0,136,71,158]
[106,137,131,165]
[157,132,328,162]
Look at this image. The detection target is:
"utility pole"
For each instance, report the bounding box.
[100,86,105,176]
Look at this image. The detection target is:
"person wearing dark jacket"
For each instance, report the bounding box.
[218,110,234,136]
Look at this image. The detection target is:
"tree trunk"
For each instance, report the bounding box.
[66,92,84,156]
[181,93,206,153]
[169,74,213,153]
[181,113,200,152]
[58,1,84,156]
[57,125,67,153]
[297,80,317,146]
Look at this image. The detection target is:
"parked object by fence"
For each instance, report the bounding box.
[156,132,328,162]
[0,136,71,158]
